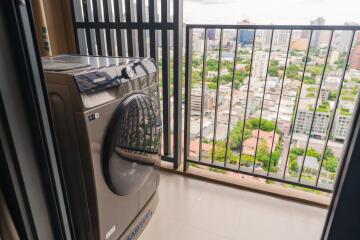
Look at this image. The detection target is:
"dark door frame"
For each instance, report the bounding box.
[0,0,71,239]
[322,83,360,238]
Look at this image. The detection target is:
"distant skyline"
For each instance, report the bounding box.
[183,0,360,25]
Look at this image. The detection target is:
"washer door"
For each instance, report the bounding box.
[102,93,161,196]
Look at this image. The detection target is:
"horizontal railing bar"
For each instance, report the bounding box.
[186,159,332,193]
[186,24,360,31]
[161,155,174,162]
[75,22,176,30]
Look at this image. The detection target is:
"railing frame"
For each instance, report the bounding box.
[70,0,183,168]
[184,24,360,192]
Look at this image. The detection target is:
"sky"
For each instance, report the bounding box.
[183,0,360,25]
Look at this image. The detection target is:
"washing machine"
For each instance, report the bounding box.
[42,55,161,240]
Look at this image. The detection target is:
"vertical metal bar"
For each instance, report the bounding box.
[91,0,102,55]
[102,0,112,56]
[238,29,256,170]
[282,30,313,179]
[161,0,171,157]
[184,27,193,171]
[298,30,334,182]
[267,30,293,176]
[252,29,274,172]
[199,28,208,162]
[69,0,80,53]
[172,0,183,169]
[316,31,355,185]
[82,0,93,55]
[224,29,239,167]
[149,0,158,60]
[142,0,148,55]
[113,0,124,56]
[136,0,145,57]
[211,28,223,164]
[125,0,134,56]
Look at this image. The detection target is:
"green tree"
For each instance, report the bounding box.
[304,76,316,84]
[208,82,217,89]
[323,148,339,173]
[290,156,299,172]
[270,59,279,66]
[256,139,270,163]
[286,64,300,79]
[291,147,304,156]
[234,81,241,90]
[229,121,252,148]
[214,141,226,163]
[206,59,219,71]
[222,74,233,83]
[248,118,276,132]
[306,148,321,161]
[268,66,279,77]
[241,154,255,166]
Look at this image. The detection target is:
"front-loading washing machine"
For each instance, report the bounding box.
[42,55,161,240]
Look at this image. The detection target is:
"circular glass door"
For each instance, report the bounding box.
[102,93,161,196]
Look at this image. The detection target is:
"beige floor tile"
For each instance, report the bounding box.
[139,172,327,240]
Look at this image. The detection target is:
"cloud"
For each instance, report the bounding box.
[298,0,326,3]
[184,0,236,4]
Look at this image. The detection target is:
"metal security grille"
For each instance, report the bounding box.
[184,24,360,192]
[70,0,183,167]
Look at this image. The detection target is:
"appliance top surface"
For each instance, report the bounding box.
[42,54,142,72]
[41,55,158,94]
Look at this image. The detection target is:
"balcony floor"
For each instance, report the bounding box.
[139,172,327,240]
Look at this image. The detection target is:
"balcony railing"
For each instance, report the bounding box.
[69,0,360,193]
[71,0,183,167]
[184,24,360,192]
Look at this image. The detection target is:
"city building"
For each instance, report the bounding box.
[329,50,340,65]
[320,88,330,103]
[293,134,344,158]
[349,34,360,70]
[290,38,308,51]
[207,28,216,40]
[191,87,210,114]
[293,109,330,139]
[310,17,325,49]
[297,156,319,174]
[273,30,290,50]
[257,30,272,47]
[242,130,279,156]
[334,23,357,52]
[252,51,268,78]
[333,113,352,141]
[237,20,254,45]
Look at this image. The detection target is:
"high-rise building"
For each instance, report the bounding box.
[293,109,330,139]
[237,20,254,45]
[335,22,358,52]
[349,33,360,70]
[207,29,216,41]
[191,87,212,114]
[252,51,268,79]
[290,38,308,51]
[333,113,351,140]
[257,30,272,47]
[310,17,325,49]
[320,88,330,103]
[272,30,290,50]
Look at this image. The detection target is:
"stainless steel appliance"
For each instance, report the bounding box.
[42,55,161,240]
